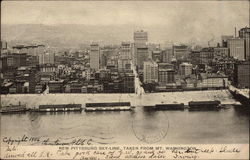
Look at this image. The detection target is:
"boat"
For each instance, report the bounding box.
[85,102,132,111]
[144,103,185,111]
[0,102,28,114]
[188,100,221,111]
[32,104,82,112]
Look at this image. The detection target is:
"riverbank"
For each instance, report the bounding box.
[0,89,240,108]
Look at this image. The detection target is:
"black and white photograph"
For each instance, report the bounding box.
[0,0,249,159]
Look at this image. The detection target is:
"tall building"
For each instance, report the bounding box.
[120,42,132,60]
[90,43,100,71]
[173,45,189,61]
[143,60,158,83]
[239,27,250,60]
[162,49,173,63]
[0,53,27,70]
[134,30,148,47]
[123,73,135,93]
[239,27,250,38]
[227,38,245,60]
[151,51,162,63]
[0,41,7,50]
[158,69,175,85]
[12,45,45,56]
[134,30,148,69]
[200,48,214,65]
[221,35,234,47]
[118,42,132,70]
[136,47,149,69]
[235,61,249,88]
[39,52,55,64]
[179,63,192,76]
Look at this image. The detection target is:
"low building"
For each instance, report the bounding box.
[48,80,65,93]
[199,73,228,88]
[81,86,87,93]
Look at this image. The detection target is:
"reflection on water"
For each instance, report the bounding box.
[1,105,249,145]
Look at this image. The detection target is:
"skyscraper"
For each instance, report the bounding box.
[143,60,158,83]
[90,43,100,71]
[136,47,149,70]
[134,30,148,47]
[239,27,250,60]
[173,45,189,61]
[133,30,149,69]
[118,42,132,70]
[227,38,245,60]
[120,42,132,60]
[162,49,173,63]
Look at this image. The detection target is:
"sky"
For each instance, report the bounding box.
[1,1,249,45]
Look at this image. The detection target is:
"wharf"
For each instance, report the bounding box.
[0,90,240,108]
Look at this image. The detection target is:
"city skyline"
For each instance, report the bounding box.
[1,1,249,46]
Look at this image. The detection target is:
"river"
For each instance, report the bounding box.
[1,105,249,145]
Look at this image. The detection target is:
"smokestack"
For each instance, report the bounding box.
[235,27,237,38]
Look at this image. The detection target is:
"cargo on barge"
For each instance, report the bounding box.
[144,103,185,111]
[32,104,82,112]
[85,102,132,111]
[188,100,221,111]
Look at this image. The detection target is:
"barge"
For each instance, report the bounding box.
[32,104,82,112]
[0,102,28,113]
[85,102,132,111]
[144,103,185,111]
[188,100,221,111]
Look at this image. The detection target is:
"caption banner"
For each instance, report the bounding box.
[1,144,249,160]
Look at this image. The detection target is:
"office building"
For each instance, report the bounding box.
[1,41,7,50]
[39,52,55,64]
[179,63,192,76]
[48,80,65,93]
[134,30,148,47]
[239,27,250,60]
[122,73,135,93]
[239,27,250,38]
[158,69,175,85]
[200,48,214,65]
[90,43,100,71]
[152,51,162,62]
[235,61,249,88]
[136,47,149,69]
[173,45,189,61]
[162,49,173,63]
[228,38,245,60]
[121,42,132,60]
[118,42,132,70]
[158,63,174,70]
[143,60,158,83]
